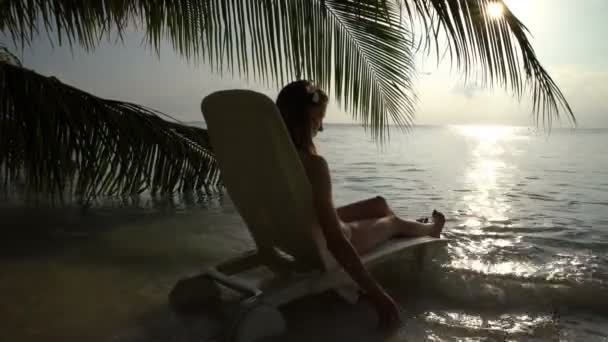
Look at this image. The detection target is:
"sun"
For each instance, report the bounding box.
[487,2,504,19]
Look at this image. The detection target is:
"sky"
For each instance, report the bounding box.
[2,0,607,128]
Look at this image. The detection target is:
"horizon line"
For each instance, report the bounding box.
[183,121,604,130]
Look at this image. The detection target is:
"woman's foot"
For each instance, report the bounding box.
[430,210,445,238]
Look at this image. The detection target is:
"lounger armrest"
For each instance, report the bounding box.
[361,236,449,266]
[216,250,263,275]
[205,267,263,298]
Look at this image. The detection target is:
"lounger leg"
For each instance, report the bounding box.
[201,269,287,341]
[225,297,286,342]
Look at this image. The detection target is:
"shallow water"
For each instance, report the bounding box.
[1,125,607,341]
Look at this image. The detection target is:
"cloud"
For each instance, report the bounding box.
[451,83,485,99]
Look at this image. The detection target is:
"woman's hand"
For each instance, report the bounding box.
[373,291,402,331]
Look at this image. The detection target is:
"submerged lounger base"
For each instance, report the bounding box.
[202,236,448,307]
[192,237,447,342]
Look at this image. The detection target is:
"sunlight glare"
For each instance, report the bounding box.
[453,125,517,224]
[504,0,528,18]
[454,125,514,142]
[487,2,504,19]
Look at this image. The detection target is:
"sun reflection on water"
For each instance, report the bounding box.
[448,125,534,276]
[423,311,557,338]
[455,125,519,223]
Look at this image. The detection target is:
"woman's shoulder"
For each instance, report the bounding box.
[299,152,330,186]
[298,151,328,170]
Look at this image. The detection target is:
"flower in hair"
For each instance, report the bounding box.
[306,84,320,103]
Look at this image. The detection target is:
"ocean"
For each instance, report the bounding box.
[1,124,607,341]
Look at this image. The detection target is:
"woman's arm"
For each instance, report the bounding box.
[304,155,400,327]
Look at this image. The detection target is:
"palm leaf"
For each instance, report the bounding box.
[0,61,220,203]
[0,0,574,138]
[0,45,21,66]
[399,0,574,126]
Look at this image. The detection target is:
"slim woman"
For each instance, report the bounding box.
[276,80,446,330]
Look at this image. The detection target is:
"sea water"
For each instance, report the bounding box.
[1,125,606,341]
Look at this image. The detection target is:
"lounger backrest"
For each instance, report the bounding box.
[201,90,324,268]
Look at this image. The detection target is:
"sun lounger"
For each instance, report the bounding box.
[186,89,448,341]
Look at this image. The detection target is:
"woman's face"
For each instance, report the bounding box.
[309,103,327,137]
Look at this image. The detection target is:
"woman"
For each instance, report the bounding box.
[276,80,446,330]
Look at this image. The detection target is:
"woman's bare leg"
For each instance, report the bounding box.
[336,196,393,223]
[349,211,446,254]
[337,196,430,223]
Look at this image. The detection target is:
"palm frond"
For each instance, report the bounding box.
[0,61,220,203]
[165,0,416,140]
[0,0,575,138]
[400,0,574,126]
[0,44,21,66]
[231,0,416,139]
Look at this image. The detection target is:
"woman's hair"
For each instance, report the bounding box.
[276,80,328,154]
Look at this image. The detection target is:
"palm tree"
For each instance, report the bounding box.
[0,0,574,202]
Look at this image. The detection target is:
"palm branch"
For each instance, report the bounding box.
[0,45,21,66]
[0,0,575,139]
[0,59,220,203]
